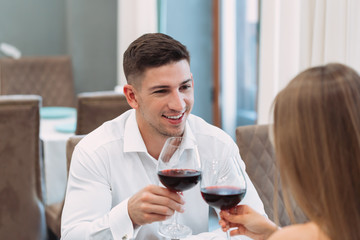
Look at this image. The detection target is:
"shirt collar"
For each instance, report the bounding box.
[123,110,148,153]
[182,119,197,149]
[123,111,197,153]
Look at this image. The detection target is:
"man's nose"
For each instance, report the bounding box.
[168,91,185,111]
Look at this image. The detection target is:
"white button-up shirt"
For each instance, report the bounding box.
[61,109,265,239]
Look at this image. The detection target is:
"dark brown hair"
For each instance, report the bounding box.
[273,63,360,240]
[123,33,190,87]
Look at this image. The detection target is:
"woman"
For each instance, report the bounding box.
[220,63,360,240]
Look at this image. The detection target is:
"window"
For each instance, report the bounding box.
[158,0,260,138]
[220,0,260,137]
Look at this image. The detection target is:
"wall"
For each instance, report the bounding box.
[66,0,117,93]
[0,0,66,56]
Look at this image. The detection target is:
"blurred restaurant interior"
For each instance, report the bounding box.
[0,0,359,239]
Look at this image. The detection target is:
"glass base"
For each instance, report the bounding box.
[158,223,192,239]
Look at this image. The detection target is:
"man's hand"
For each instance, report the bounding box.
[128,185,185,226]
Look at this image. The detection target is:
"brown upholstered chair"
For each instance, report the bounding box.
[75,91,131,135]
[45,135,84,239]
[0,95,47,240]
[0,56,76,107]
[236,124,307,226]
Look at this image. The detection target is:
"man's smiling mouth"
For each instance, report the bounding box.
[163,112,185,120]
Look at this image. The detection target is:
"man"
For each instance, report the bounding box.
[61,33,265,239]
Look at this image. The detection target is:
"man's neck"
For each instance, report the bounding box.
[139,130,167,160]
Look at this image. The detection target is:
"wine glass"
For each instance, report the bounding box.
[157,136,202,239]
[200,156,247,239]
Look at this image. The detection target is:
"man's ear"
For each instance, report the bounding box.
[123,84,139,109]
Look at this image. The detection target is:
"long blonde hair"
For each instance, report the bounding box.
[273,63,360,240]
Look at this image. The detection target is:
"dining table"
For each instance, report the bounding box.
[39,106,76,205]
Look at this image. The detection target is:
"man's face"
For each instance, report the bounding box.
[134,59,194,138]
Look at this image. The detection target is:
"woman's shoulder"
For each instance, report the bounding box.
[268,222,325,240]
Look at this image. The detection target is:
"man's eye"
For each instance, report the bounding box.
[153,90,167,94]
[180,85,191,90]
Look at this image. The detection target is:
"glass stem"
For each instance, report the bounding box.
[172,210,179,226]
[226,229,231,240]
[172,191,182,226]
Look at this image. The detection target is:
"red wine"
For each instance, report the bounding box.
[201,186,246,210]
[158,169,201,192]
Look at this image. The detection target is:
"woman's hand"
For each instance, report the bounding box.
[219,205,278,240]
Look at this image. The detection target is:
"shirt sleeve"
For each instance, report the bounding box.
[61,146,136,240]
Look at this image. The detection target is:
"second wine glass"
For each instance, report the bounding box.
[200,156,247,239]
[157,136,202,239]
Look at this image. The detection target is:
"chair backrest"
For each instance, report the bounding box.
[75,91,131,135]
[0,56,76,107]
[0,95,47,240]
[66,135,85,172]
[44,134,84,239]
[236,124,307,226]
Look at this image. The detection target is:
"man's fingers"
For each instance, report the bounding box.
[128,185,186,226]
[140,211,173,223]
[142,202,176,216]
[156,195,185,213]
[146,185,185,204]
[141,186,185,213]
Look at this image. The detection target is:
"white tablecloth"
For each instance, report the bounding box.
[183,228,253,240]
[40,117,75,205]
